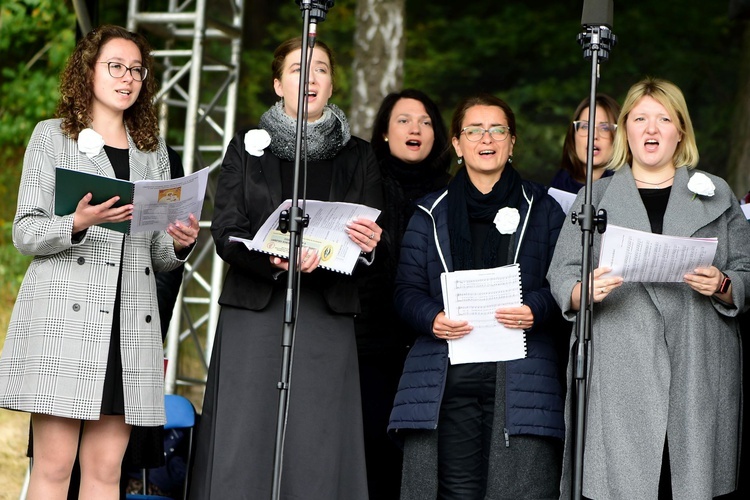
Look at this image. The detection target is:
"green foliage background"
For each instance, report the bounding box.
[0,0,743,290]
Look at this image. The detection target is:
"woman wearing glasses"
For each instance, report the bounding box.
[389,94,566,498]
[548,77,750,498]
[551,93,621,194]
[0,25,198,499]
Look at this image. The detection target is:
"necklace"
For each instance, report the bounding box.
[633,175,675,186]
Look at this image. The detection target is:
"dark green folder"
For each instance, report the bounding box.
[54,167,134,234]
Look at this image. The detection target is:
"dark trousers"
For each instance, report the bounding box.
[437,362,497,500]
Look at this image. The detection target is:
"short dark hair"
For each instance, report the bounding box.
[370,89,450,173]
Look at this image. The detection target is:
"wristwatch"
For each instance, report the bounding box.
[717,272,731,294]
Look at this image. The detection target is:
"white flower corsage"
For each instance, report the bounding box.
[687,172,715,200]
[78,128,104,158]
[494,207,520,234]
[244,129,271,157]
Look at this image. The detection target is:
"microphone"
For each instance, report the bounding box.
[578,0,616,62]
[581,0,613,28]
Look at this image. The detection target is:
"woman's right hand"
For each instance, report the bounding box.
[72,193,133,233]
[570,266,624,310]
[269,247,320,273]
[432,311,473,340]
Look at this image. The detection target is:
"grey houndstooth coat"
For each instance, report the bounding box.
[0,119,186,426]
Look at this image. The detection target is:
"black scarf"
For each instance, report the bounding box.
[447,164,523,271]
[258,101,351,161]
[380,155,451,263]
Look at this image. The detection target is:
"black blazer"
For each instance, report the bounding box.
[211,129,383,313]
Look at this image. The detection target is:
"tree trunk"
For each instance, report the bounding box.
[728,21,750,197]
[349,0,406,139]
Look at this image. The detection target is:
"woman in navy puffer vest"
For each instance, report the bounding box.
[388,94,567,499]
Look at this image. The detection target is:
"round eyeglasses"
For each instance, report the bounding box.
[573,120,616,136]
[461,126,511,142]
[98,61,149,82]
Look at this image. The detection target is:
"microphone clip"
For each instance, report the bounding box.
[577,25,617,62]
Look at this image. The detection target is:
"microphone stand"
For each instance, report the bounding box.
[271,2,334,499]
[570,20,615,500]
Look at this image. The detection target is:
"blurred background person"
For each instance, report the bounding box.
[356,88,451,498]
[550,93,621,194]
[189,37,383,499]
[388,94,566,499]
[547,77,750,499]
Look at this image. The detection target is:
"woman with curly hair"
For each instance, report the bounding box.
[0,25,198,500]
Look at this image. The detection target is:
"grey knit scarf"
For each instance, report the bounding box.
[258,101,351,161]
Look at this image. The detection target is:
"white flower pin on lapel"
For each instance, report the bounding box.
[494,207,520,234]
[245,129,271,157]
[78,128,105,158]
[687,172,715,200]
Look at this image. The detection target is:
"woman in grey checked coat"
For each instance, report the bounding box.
[0,26,198,499]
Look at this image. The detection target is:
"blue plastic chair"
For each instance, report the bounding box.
[126,394,196,500]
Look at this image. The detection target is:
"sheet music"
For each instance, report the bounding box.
[441,264,526,364]
[229,199,380,275]
[598,224,718,282]
[548,187,577,215]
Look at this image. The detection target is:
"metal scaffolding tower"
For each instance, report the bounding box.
[126,0,244,394]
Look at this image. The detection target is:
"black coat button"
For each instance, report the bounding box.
[145,267,151,275]
[146,315,152,323]
[72,303,80,312]
[77,257,85,265]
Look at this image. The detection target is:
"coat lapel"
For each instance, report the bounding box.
[598,166,653,233]
[662,167,730,237]
[128,134,150,182]
[259,152,283,207]
[329,141,357,201]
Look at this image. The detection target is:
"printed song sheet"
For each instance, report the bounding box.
[598,224,717,282]
[130,168,209,233]
[229,199,381,275]
[441,264,526,364]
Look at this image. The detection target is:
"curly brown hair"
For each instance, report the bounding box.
[56,25,160,152]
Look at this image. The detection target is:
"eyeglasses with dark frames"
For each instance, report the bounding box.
[98,61,149,82]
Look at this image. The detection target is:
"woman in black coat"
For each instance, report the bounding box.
[356,89,451,498]
[189,38,383,500]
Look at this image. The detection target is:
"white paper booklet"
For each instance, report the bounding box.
[229,199,381,275]
[130,167,209,233]
[598,224,717,282]
[440,264,526,364]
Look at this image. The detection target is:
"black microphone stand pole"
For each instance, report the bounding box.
[271,2,334,499]
[571,7,615,500]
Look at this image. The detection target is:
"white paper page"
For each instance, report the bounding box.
[547,187,577,215]
[130,167,209,233]
[441,264,526,364]
[229,199,381,275]
[741,203,750,220]
[598,224,717,282]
